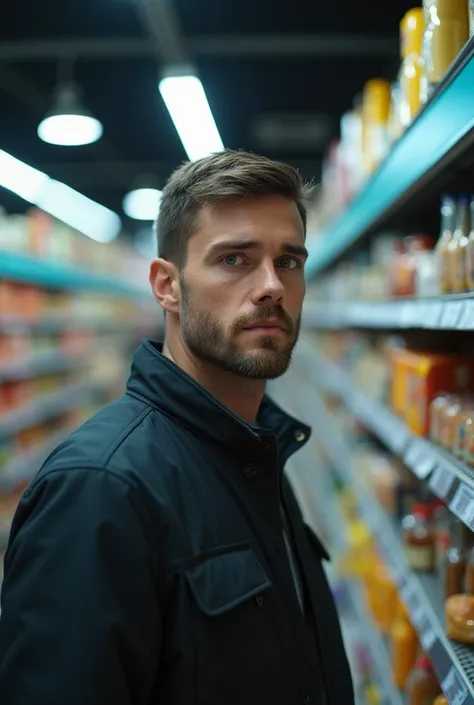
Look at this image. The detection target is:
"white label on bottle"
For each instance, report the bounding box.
[442,667,469,705]
[450,484,474,530]
[429,465,456,500]
[404,544,434,571]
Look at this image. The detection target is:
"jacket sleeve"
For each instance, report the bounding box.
[0,467,161,705]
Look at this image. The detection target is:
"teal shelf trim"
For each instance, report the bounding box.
[0,251,149,298]
[306,39,474,277]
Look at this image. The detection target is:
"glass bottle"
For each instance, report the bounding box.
[399,8,425,129]
[466,196,474,291]
[435,195,456,293]
[402,503,435,571]
[449,195,471,292]
[406,654,441,705]
[443,517,467,599]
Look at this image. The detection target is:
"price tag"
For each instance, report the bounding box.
[419,622,436,652]
[440,300,464,329]
[457,299,474,330]
[441,667,469,705]
[429,465,456,500]
[450,484,474,530]
[420,301,443,329]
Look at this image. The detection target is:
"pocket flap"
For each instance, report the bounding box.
[185,547,271,617]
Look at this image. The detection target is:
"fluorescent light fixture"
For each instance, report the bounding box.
[0,149,121,243]
[38,83,103,147]
[123,188,162,221]
[159,74,224,161]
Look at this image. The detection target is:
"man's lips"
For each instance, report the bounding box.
[243,319,287,332]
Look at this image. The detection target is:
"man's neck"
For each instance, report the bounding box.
[162,339,265,426]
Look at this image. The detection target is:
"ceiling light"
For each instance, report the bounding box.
[123,187,162,221]
[159,72,224,161]
[38,83,103,147]
[0,149,120,242]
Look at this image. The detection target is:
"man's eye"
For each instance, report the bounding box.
[278,257,299,269]
[222,254,244,267]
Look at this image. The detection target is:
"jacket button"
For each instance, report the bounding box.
[242,464,258,479]
[255,595,264,608]
[294,429,306,442]
[300,691,312,705]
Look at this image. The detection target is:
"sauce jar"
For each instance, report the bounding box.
[406,654,441,705]
[402,503,435,571]
[440,395,462,452]
[429,392,451,444]
[443,518,466,599]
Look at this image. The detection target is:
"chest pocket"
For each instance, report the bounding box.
[185,547,285,705]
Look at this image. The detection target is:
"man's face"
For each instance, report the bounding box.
[178,195,307,380]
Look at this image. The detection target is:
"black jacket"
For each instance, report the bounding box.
[0,341,354,705]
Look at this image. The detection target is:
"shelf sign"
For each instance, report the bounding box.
[405,440,436,478]
[441,666,469,705]
[429,465,456,500]
[449,484,474,530]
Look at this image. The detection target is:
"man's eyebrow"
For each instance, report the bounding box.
[204,239,308,259]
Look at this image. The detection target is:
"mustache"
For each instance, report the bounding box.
[235,306,295,334]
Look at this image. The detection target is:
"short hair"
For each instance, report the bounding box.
[156,149,312,266]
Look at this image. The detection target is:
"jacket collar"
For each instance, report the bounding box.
[126,340,311,462]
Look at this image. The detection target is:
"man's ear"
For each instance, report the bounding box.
[149,258,180,314]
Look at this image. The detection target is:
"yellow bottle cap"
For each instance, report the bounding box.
[363,79,391,122]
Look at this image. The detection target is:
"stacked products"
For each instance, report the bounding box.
[315,1,471,230]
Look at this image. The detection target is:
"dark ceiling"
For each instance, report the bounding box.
[0,0,416,241]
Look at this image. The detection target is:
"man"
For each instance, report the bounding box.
[0,150,354,705]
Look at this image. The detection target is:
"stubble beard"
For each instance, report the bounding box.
[179,277,301,380]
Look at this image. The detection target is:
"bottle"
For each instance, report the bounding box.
[435,196,456,293]
[421,0,469,100]
[407,654,441,705]
[399,8,425,129]
[449,195,471,292]
[402,503,435,571]
[466,196,474,290]
[443,517,466,599]
[390,601,418,689]
[362,79,391,175]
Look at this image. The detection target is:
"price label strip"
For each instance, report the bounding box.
[441,666,469,705]
[440,301,465,330]
[405,440,436,479]
[429,465,456,500]
[450,484,474,530]
[457,299,474,330]
[420,301,444,329]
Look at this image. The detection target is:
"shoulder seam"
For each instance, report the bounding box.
[99,404,154,467]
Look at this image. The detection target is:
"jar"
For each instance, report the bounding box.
[445,594,474,644]
[449,194,471,292]
[402,503,435,571]
[435,195,457,293]
[464,407,474,467]
[421,0,469,100]
[443,518,466,599]
[465,196,474,291]
[453,396,474,459]
[429,393,451,444]
[433,695,448,705]
[399,8,425,128]
[440,395,462,452]
[407,654,441,705]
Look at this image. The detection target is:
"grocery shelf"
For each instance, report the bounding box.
[297,385,474,704]
[305,38,474,277]
[0,251,150,299]
[0,426,71,492]
[303,295,474,331]
[0,381,93,439]
[0,349,83,382]
[0,314,158,335]
[294,340,474,534]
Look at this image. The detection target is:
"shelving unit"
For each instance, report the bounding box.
[306,38,474,278]
[286,371,474,704]
[303,295,474,331]
[0,251,149,299]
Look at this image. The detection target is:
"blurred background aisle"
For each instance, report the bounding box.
[2,1,474,704]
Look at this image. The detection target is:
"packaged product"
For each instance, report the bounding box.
[406,654,441,705]
[445,594,474,644]
[402,503,435,571]
[390,600,418,689]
